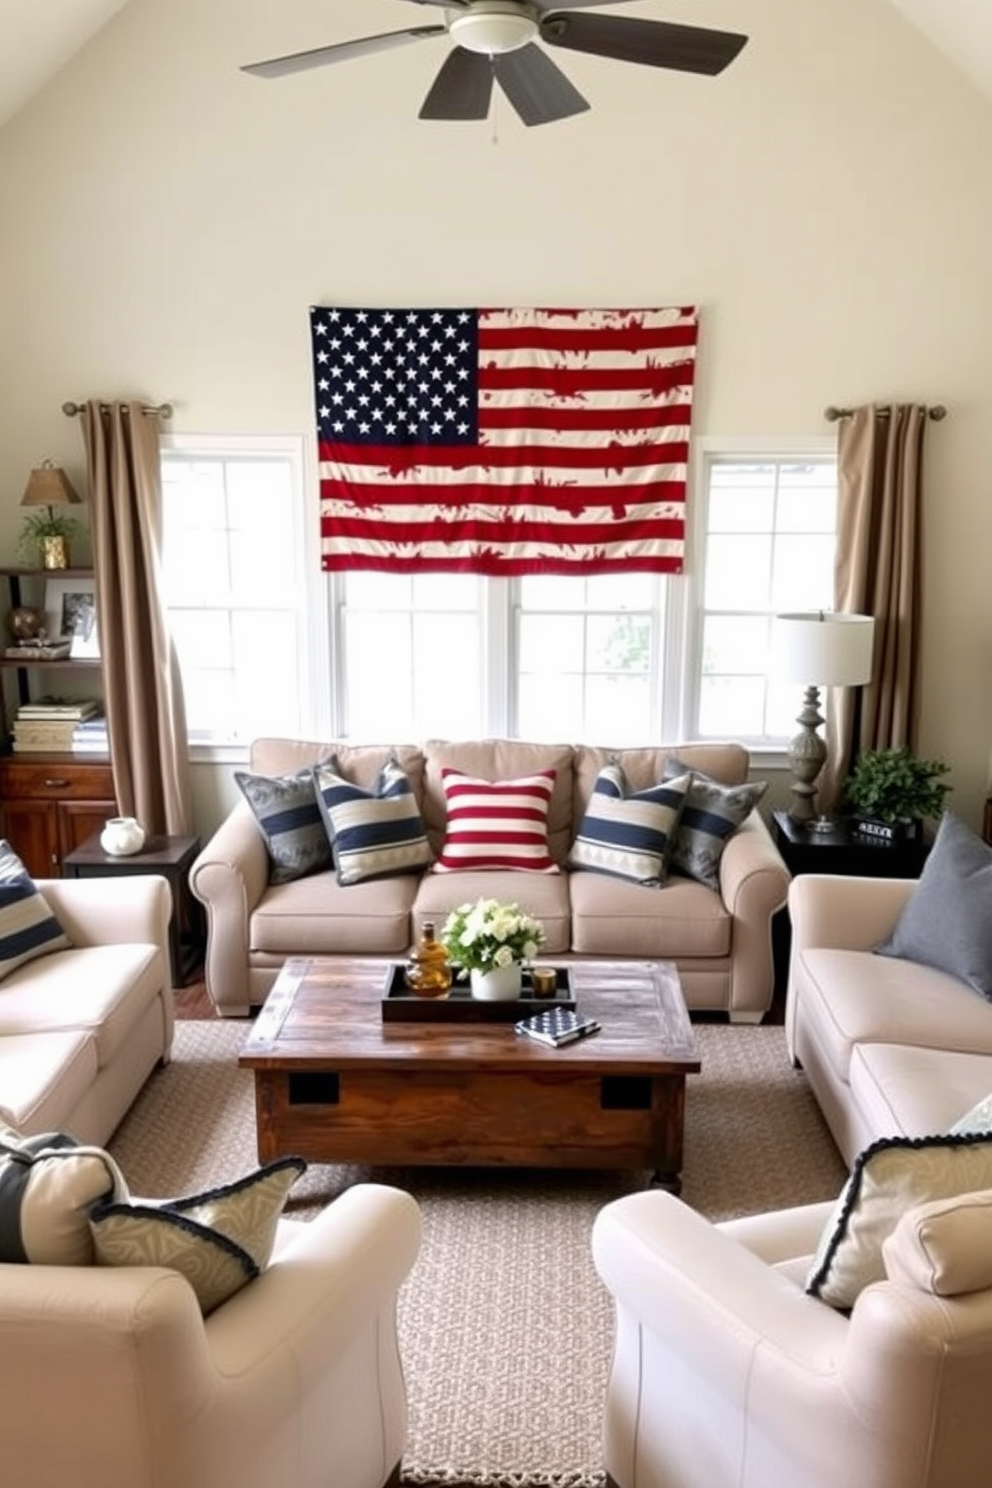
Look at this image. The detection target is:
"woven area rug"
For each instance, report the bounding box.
[108,1019,847,1488]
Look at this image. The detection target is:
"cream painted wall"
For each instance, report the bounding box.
[1,0,991,839]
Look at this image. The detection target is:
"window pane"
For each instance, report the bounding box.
[519,615,585,671]
[704,536,772,612]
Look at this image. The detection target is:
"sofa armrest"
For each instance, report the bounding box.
[38,874,172,954]
[717,811,791,1020]
[788,872,915,954]
[189,804,270,1015]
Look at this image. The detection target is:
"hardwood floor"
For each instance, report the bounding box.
[173,976,216,1020]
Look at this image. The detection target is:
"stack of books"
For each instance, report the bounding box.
[11,698,104,754]
[71,715,110,754]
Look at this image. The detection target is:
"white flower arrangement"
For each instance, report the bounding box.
[440,897,545,976]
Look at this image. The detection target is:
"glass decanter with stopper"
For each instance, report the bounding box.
[404,921,453,998]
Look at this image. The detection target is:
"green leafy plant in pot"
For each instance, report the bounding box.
[16,508,83,569]
[842,746,951,839]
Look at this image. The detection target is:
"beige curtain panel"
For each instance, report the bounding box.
[821,402,927,813]
[79,399,192,836]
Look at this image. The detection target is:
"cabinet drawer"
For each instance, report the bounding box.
[0,757,114,800]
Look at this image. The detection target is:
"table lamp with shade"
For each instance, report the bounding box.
[771,610,875,829]
[18,460,83,570]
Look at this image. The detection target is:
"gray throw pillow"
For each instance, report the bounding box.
[874,811,992,998]
[661,759,767,890]
[234,765,333,884]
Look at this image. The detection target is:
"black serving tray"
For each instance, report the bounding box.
[382,963,575,1022]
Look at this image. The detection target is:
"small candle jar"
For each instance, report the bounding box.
[531,966,557,998]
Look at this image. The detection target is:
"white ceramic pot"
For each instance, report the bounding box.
[100,816,146,857]
[470,962,523,1001]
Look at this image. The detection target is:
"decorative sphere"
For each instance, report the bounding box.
[8,606,45,641]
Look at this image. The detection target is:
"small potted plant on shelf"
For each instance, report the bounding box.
[841,746,952,841]
[16,508,83,570]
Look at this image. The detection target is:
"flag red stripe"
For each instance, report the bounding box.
[477,403,691,432]
[477,364,694,396]
[321,553,685,576]
[477,321,698,353]
[323,441,689,472]
[319,516,685,545]
[316,477,687,508]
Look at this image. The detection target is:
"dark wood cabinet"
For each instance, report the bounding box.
[0,754,116,877]
[984,797,992,848]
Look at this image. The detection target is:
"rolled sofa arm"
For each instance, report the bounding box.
[788,872,915,954]
[189,803,270,1017]
[717,812,791,1021]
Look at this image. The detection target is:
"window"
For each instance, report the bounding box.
[689,444,838,746]
[160,435,836,752]
[161,436,324,747]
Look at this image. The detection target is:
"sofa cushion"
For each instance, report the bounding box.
[568,869,731,959]
[0,944,165,1069]
[791,947,992,1088]
[875,811,992,999]
[235,764,333,884]
[0,841,71,981]
[434,768,558,874]
[0,1126,128,1265]
[89,1157,306,1316]
[806,1132,992,1308]
[251,872,418,957]
[571,743,750,841]
[0,1030,98,1136]
[661,762,768,890]
[568,762,690,887]
[413,870,572,957]
[313,756,433,885]
[850,1043,992,1142]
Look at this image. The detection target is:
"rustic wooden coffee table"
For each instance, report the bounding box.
[239,957,700,1189]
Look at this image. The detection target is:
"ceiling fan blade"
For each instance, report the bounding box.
[419,48,494,120]
[539,14,748,76]
[529,0,636,9]
[404,0,470,7]
[494,45,589,127]
[242,26,444,79]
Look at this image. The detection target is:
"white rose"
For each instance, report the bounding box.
[493,944,514,968]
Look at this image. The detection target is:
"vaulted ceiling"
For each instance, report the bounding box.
[0,0,991,131]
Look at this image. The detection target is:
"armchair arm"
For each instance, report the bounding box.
[718,811,791,1019]
[788,872,915,954]
[189,803,270,1015]
[38,874,171,953]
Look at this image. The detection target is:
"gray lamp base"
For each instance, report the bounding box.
[786,685,828,826]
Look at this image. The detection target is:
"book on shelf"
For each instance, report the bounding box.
[12,722,80,750]
[4,641,72,661]
[16,698,101,721]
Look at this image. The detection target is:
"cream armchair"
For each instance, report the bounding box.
[592,1187,992,1488]
[0,1183,421,1488]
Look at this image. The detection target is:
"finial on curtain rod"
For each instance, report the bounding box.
[61,400,174,419]
[823,404,947,422]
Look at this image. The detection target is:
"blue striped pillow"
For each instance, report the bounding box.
[568,764,691,887]
[662,759,768,889]
[234,765,333,884]
[313,756,433,886]
[0,841,71,981]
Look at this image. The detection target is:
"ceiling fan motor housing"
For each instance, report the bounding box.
[448,1,539,55]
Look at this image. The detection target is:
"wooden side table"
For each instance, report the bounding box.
[984,797,992,847]
[61,832,204,987]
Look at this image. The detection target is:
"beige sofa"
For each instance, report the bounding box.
[786,873,992,1165]
[0,875,174,1143]
[190,737,790,1021]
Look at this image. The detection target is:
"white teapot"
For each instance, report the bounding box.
[100,816,146,857]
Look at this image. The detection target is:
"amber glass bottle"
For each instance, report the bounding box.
[404,921,453,998]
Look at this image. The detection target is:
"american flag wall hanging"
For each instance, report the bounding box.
[309,304,698,576]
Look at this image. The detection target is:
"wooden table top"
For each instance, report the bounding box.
[240,957,700,1077]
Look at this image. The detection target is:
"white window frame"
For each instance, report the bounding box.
[683,435,837,761]
[160,432,330,760]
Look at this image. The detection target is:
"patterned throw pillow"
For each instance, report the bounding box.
[234,765,333,884]
[0,840,71,981]
[434,768,558,874]
[662,760,767,890]
[806,1132,992,1309]
[312,756,433,886]
[568,762,691,887]
[89,1157,306,1316]
[0,1125,128,1266]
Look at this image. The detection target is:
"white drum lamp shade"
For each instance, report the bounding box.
[772,611,875,825]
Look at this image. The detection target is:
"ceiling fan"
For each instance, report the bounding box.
[241,1,749,128]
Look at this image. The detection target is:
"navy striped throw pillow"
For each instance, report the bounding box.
[0,840,71,981]
[568,764,691,887]
[234,765,334,884]
[313,756,433,886]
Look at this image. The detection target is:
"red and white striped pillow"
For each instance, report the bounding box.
[434,768,559,874]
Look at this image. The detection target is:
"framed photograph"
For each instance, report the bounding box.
[44,577,100,659]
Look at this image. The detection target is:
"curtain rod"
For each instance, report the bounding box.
[61,400,173,419]
[824,403,947,422]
